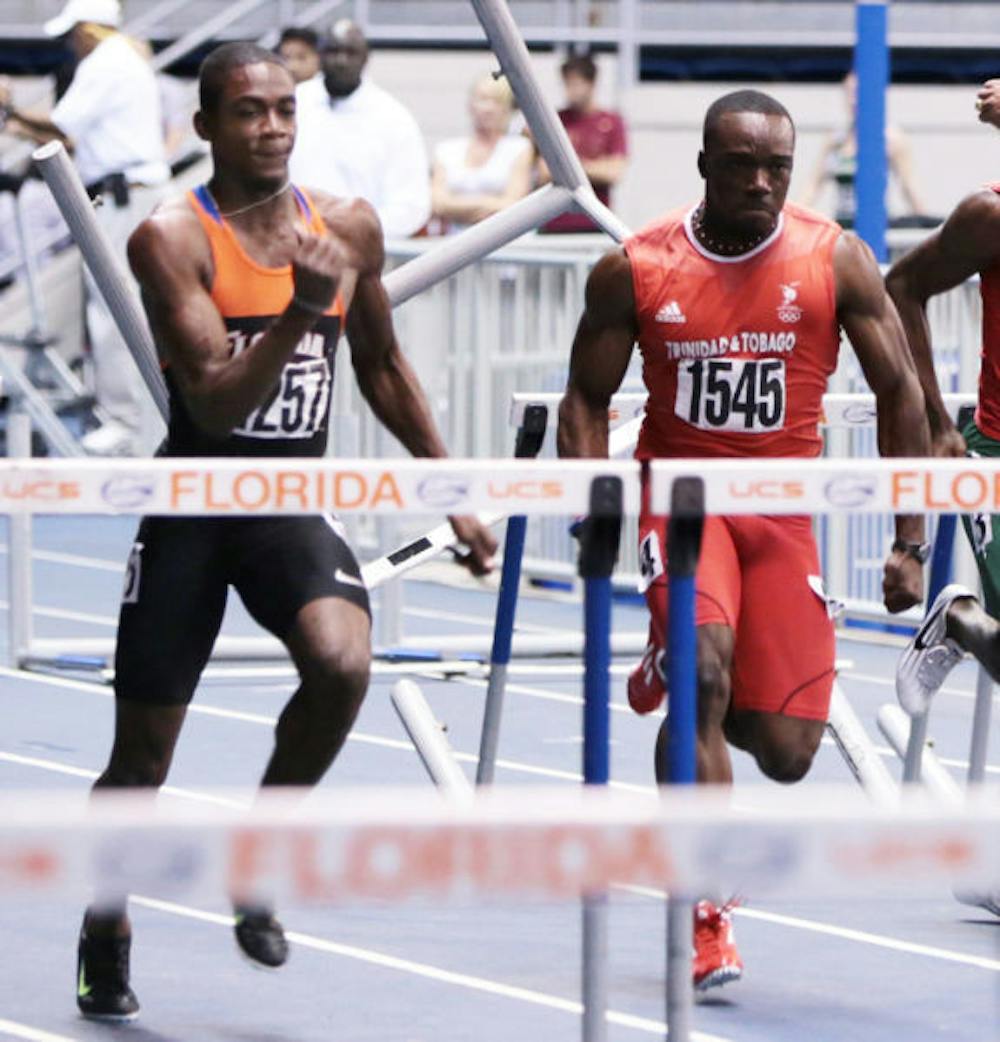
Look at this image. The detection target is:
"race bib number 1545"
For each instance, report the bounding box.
[675,358,786,433]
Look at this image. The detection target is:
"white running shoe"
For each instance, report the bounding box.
[896,583,975,717]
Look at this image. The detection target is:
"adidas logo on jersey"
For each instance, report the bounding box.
[655,301,686,324]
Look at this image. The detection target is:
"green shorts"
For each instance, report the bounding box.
[960,419,1000,616]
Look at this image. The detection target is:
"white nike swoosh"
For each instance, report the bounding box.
[334,568,366,589]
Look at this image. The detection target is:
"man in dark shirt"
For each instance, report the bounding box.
[541,53,628,233]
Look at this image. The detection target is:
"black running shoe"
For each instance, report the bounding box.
[76,927,140,1021]
[233,906,289,968]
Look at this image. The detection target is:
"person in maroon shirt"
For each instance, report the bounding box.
[540,53,628,233]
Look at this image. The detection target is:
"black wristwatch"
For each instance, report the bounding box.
[892,538,932,564]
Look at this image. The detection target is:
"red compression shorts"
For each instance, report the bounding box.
[638,512,836,721]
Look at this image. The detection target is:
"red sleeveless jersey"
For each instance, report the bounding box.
[626,203,841,459]
[975,184,1000,439]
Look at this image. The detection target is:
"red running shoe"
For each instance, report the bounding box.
[693,900,743,992]
[627,642,665,714]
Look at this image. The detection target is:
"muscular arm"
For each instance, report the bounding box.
[837,231,929,610]
[341,204,448,457]
[579,154,627,189]
[128,206,333,439]
[886,190,1000,451]
[557,249,637,458]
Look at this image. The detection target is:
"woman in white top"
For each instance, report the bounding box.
[431,74,532,234]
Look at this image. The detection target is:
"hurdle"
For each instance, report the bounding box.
[3,454,1000,1042]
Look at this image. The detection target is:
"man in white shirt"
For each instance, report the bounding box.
[0,0,169,455]
[289,20,430,239]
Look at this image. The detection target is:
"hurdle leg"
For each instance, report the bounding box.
[967,665,994,786]
[476,404,547,785]
[877,704,963,803]
[390,679,472,797]
[826,683,898,804]
[578,476,622,1042]
[662,477,704,1042]
[6,407,33,668]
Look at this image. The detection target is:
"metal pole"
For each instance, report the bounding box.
[967,665,994,786]
[854,0,889,261]
[927,515,956,602]
[616,0,640,97]
[662,476,704,1042]
[391,679,473,797]
[903,511,956,783]
[827,683,899,804]
[11,191,48,338]
[6,409,33,668]
[470,0,591,192]
[33,143,169,422]
[476,404,548,785]
[571,185,630,243]
[878,704,963,802]
[151,0,275,72]
[383,185,574,307]
[902,711,928,784]
[578,475,623,1042]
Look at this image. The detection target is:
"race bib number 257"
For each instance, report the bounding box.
[675,358,786,433]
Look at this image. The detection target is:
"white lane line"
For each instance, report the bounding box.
[840,670,1000,705]
[0,752,249,809]
[0,599,118,628]
[0,544,125,574]
[615,884,1000,973]
[0,669,655,797]
[130,895,732,1042]
[0,1019,79,1042]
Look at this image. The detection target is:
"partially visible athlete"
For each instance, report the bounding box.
[75,42,496,1021]
[559,89,930,990]
[887,95,1000,920]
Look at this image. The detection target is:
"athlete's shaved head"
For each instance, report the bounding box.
[703,90,794,150]
[199,42,289,114]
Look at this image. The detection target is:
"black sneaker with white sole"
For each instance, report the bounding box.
[76,927,140,1021]
[234,905,289,968]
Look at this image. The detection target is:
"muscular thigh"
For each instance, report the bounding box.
[114,517,229,706]
[638,512,742,651]
[728,515,835,721]
[230,515,371,641]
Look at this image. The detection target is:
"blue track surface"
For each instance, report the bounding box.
[0,518,998,1042]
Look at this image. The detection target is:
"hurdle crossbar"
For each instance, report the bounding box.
[1,785,997,907]
[1,456,999,517]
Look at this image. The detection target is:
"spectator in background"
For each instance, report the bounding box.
[289,19,430,238]
[430,74,532,235]
[0,0,169,456]
[276,27,321,85]
[540,53,628,233]
[801,71,928,228]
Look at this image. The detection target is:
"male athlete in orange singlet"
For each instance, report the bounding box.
[558,90,929,990]
[74,42,496,1021]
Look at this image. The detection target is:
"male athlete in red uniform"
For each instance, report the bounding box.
[558,90,929,990]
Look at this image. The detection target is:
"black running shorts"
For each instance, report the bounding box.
[114,515,371,706]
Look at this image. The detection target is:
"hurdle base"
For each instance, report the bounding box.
[877,704,963,803]
[22,630,651,673]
